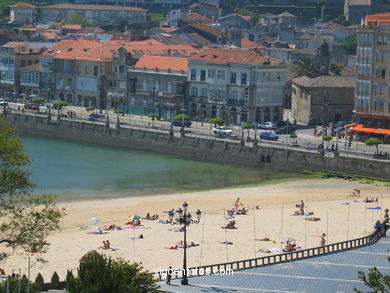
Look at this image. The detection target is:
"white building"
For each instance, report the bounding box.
[188,48,287,124]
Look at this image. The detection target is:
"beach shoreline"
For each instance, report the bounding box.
[2,178,389,280]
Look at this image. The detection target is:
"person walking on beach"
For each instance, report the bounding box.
[320,233,326,246]
[299,200,305,215]
[166,266,172,285]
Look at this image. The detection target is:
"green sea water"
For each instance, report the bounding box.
[22,134,301,200]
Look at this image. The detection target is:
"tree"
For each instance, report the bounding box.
[208,117,224,126]
[365,138,382,154]
[0,120,63,256]
[32,97,44,105]
[117,17,129,32]
[66,14,93,28]
[330,62,344,75]
[66,254,159,293]
[354,267,390,293]
[293,57,321,78]
[86,106,95,112]
[0,275,41,293]
[323,135,332,142]
[338,34,357,54]
[242,122,253,137]
[174,114,191,121]
[290,133,298,145]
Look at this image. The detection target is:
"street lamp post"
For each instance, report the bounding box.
[181,201,191,285]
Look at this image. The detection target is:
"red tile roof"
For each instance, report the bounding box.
[240,39,265,50]
[9,3,37,8]
[160,27,178,33]
[40,32,59,40]
[191,24,221,36]
[42,4,146,12]
[62,24,82,30]
[190,47,282,65]
[365,12,390,23]
[135,55,188,71]
[41,39,199,61]
[180,12,214,24]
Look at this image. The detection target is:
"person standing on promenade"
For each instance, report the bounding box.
[166,266,172,285]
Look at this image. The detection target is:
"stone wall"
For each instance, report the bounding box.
[6,113,390,179]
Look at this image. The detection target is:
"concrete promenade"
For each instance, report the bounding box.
[158,231,390,293]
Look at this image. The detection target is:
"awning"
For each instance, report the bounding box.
[352,124,390,135]
[346,123,357,128]
[355,113,390,120]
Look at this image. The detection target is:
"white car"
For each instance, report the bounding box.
[0,99,8,106]
[258,122,277,130]
[213,126,233,135]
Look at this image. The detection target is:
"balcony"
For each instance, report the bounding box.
[136,89,151,96]
[191,96,208,103]
[228,99,245,106]
[136,89,183,99]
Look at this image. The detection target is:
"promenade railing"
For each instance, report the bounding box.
[154,223,386,280]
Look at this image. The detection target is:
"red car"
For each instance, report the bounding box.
[24,103,39,110]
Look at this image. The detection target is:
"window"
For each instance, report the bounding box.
[119,65,124,73]
[84,65,88,75]
[207,69,216,78]
[375,84,384,95]
[231,91,238,100]
[21,60,26,67]
[190,87,198,97]
[167,82,172,93]
[200,88,207,97]
[190,69,196,80]
[230,72,237,84]
[241,73,247,85]
[143,79,147,90]
[94,66,99,76]
[154,80,160,91]
[216,70,225,80]
[200,70,206,81]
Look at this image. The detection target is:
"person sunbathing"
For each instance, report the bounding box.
[305,217,320,222]
[146,213,151,220]
[179,225,186,232]
[105,240,111,249]
[226,220,236,229]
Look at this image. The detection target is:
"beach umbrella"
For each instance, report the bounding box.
[232,202,243,208]
[280,237,296,242]
[128,214,140,221]
[89,217,101,223]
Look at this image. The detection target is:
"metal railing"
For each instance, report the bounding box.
[154,224,386,281]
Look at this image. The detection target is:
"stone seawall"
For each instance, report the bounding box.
[6,113,390,179]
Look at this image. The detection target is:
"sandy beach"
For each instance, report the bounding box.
[2,178,389,280]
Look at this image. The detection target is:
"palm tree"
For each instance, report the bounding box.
[293,57,321,78]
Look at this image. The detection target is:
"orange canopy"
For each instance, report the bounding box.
[352,124,390,135]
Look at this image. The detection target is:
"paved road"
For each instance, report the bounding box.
[2,103,389,162]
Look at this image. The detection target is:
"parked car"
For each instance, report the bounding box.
[276,120,293,128]
[274,125,296,134]
[89,113,105,119]
[228,133,239,140]
[213,126,233,135]
[0,99,8,106]
[259,131,279,141]
[258,122,277,130]
[172,120,192,127]
[24,103,39,110]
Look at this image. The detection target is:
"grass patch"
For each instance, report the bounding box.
[302,170,390,186]
[148,12,166,22]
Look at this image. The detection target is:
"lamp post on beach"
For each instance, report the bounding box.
[181,201,191,285]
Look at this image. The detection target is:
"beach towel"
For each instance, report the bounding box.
[367,207,381,210]
[257,248,280,253]
[126,226,151,229]
[86,232,108,235]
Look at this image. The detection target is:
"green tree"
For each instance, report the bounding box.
[117,17,128,32]
[86,106,95,112]
[66,254,159,293]
[293,57,321,78]
[174,114,191,121]
[0,275,41,293]
[338,34,357,54]
[323,135,332,142]
[329,62,344,75]
[290,133,298,144]
[32,97,44,105]
[208,117,224,126]
[354,267,390,293]
[0,120,63,255]
[365,138,382,154]
[66,14,93,28]
[242,122,253,137]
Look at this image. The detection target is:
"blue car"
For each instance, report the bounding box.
[259,131,279,141]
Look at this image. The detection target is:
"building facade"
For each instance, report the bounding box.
[187,48,287,124]
[9,3,38,25]
[353,12,390,139]
[0,42,55,99]
[127,55,187,120]
[291,75,355,126]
